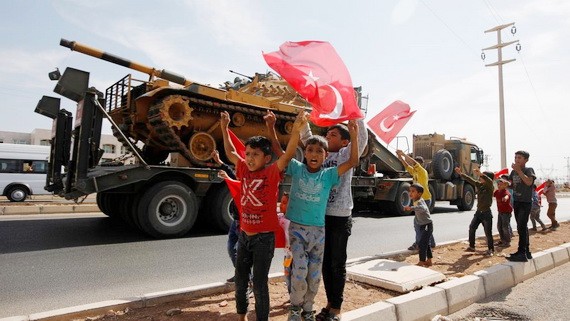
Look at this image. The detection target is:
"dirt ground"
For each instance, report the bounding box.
[72,222,568,321]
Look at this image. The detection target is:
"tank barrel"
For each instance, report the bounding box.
[60,38,192,86]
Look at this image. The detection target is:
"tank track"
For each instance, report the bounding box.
[147,95,299,166]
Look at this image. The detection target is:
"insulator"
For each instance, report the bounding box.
[511,25,517,35]
[481,52,486,61]
[516,43,522,52]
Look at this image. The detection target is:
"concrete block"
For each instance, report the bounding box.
[434,275,485,314]
[40,205,74,214]
[143,282,232,306]
[532,251,555,274]
[75,204,102,213]
[347,259,445,293]
[385,287,447,321]
[0,316,28,321]
[559,242,570,257]
[502,261,536,284]
[28,299,141,321]
[543,246,570,266]
[2,206,41,215]
[473,264,514,297]
[342,301,397,321]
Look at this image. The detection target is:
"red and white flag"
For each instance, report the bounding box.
[494,168,509,179]
[263,41,364,126]
[535,181,546,195]
[367,100,415,144]
[228,129,245,159]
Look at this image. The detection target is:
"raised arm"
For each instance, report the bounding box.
[220,111,240,166]
[336,120,360,176]
[264,110,284,157]
[277,111,308,171]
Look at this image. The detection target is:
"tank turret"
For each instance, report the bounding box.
[60,39,311,166]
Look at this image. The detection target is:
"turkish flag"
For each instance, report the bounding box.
[263,41,364,126]
[494,168,509,179]
[228,129,245,159]
[367,100,415,144]
[535,181,546,194]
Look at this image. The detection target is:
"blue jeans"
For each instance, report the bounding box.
[235,231,275,321]
[418,223,433,261]
[414,220,436,248]
[227,220,239,267]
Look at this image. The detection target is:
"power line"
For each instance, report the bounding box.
[482,0,503,24]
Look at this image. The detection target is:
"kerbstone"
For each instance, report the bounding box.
[385,287,447,321]
[543,247,570,266]
[502,261,536,284]
[28,299,140,321]
[342,301,397,321]
[0,316,28,321]
[532,251,555,274]
[143,282,233,306]
[434,275,485,314]
[473,264,514,297]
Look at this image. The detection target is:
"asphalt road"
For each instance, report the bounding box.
[1,198,568,318]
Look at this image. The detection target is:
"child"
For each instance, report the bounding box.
[220,110,306,321]
[286,121,359,321]
[494,178,513,247]
[543,179,559,230]
[529,189,547,231]
[404,183,433,267]
[456,167,495,256]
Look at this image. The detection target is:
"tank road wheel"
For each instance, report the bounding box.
[137,181,199,238]
[457,184,475,211]
[392,182,411,216]
[432,149,454,180]
[155,95,194,130]
[188,132,217,162]
[209,186,237,232]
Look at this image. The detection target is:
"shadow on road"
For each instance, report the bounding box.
[0,215,225,254]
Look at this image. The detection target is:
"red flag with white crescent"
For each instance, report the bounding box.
[494,168,509,179]
[367,100,415,144]
[228,128,245,159]
[263,41,364,126]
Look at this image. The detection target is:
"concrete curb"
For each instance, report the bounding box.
[2,241,568,321]
[0,204,100,215]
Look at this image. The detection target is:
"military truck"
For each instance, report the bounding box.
[35,39,482,238]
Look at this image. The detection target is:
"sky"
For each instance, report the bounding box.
[0,0,569,182]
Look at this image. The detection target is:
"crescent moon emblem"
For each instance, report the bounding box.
[320,85,344,119]
[379,117,394,132]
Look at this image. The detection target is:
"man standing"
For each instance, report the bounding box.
[506,150,536,262]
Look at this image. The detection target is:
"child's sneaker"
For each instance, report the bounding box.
[315,308,330,321]
[484,249,494,257]
[465,246,476,252]
[288,306,302,321]
[302,310,316,321]
[325,313,340,321]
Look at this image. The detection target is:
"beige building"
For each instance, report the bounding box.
[0,129,135,164]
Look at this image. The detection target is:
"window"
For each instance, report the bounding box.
[40,139,51,146]
[102,144,116,154]
[120,146,129,154]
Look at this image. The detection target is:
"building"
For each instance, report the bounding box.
[0,129,135,164]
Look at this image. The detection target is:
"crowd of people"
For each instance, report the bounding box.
[213,109,560,320]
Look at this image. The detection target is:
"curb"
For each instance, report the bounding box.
[3,243,569,321]
[0,204,100,215]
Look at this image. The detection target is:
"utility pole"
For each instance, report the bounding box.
[482,22,519,169]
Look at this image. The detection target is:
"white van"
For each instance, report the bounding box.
[0,143,51,202]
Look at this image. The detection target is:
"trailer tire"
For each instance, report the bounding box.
[392,182,412,216]
[7,185,29,202]
[96,192,113,216]
[457,184,475,211]
[209,186,237,232]
[137,181,199,238]
[432,149,453,180]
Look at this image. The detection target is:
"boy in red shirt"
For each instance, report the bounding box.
[494,178,513,247]
[220,110,307,321]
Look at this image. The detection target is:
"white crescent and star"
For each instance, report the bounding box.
[302,69,344,120]
[379,114,402,132]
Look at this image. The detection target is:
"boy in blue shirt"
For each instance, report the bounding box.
[286,120,359,321]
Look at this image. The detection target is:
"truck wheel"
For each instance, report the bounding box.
[96,192,112,216]
[457,184,475,211]
[428,184,436,213]
[7,185,29,202]
[137,181,199,238]
[392,182,412,216]
[432,149,453,180]
[209,186,236,232]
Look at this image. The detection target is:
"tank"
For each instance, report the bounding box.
[60,39,312,166]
